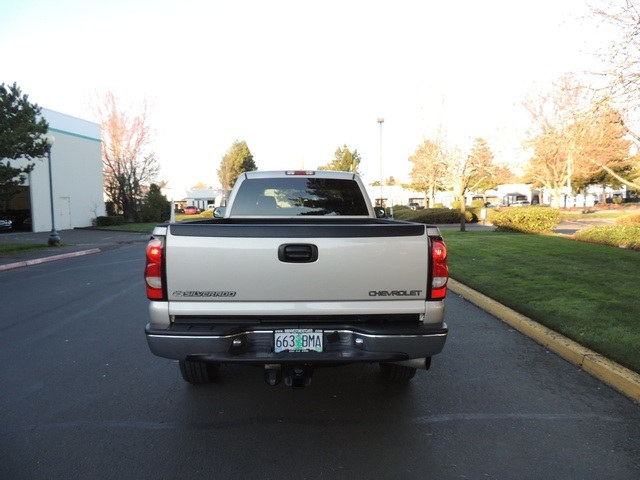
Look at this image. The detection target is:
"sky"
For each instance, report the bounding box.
[1,0,608,191]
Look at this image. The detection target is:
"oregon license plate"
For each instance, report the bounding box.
[274,329,323,353]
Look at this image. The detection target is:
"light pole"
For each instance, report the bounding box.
[43,133,60,246]
[377,118,384,208]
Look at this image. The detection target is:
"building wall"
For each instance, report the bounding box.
[23,109,104,232]
[364,184,455,209]
[184,188,228,210]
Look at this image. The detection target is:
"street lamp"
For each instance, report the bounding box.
[43,133,60,246]
[377,118,384,208]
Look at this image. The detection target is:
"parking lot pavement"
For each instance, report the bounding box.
[0,228,151,271]
[449,279,640,403]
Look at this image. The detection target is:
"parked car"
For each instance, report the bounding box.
[408,202,424,210]
[184,206,199,215]
[510,200,530,207]
[0,218,12,232]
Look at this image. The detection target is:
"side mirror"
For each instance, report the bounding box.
[375,207,386,218]
[214,207,226,218]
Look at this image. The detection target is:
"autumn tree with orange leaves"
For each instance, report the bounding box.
[523,75,632,207]
[408,138,448,208]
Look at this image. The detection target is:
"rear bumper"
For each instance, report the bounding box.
[145,323,448,365]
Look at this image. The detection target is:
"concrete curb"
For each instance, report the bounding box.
[449,278,640,403]
[0,248,101,272]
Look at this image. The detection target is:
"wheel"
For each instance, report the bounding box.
[179,359,220,384]
[379,363,417,382]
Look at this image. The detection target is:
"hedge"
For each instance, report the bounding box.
[574,226,640,249]
[392,207,476,224]
[95,216,125,227]
[492,206,560,233]
[616,213,640,226]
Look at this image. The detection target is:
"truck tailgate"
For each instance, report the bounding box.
[165,222,429,304]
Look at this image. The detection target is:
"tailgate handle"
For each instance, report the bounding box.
[279,244,318,263]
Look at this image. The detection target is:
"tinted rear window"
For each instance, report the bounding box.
[230,177,369,216]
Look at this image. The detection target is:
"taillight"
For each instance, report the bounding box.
[430,238,448,299]
[145,237,165,300]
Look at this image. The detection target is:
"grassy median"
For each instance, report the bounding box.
[441,230,640,374]
[0,243,54,256]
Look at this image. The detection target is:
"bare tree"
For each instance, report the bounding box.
[571,104,632,196]
[592,0,640,133]
[93,91,159,221]
[523,75,593,207]
[590,0,640,189]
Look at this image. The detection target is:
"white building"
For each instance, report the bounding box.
[11,108,105,232]
[185,188,228,211]
[364,184,455,209]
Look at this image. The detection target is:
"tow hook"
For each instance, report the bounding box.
[283,365,313,389]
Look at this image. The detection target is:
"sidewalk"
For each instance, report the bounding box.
[0,228,150,271]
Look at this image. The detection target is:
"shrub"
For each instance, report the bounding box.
[574,226,640,249]
[105,201,116,216]
[492,206,560,233]
[139,184,171,222]
[199,209,214,218]
[96,215,125,227]
[616,213,640,226]
[391,208,417,221]
[466,207,480,223]
[392,205,410,212]
[471,199,486,208]
[393,207,474,224]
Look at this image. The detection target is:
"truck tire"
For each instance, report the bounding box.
[379,363,417,382]
[179,360,220,384]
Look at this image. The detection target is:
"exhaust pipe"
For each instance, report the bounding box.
[391,357,431,370]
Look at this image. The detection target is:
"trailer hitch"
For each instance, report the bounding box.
[264,364,313,388]
[283,365,313,389]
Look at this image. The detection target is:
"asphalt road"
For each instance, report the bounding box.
[1,242,639,479]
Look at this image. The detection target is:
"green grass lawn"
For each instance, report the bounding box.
[100,222,159,232]
[98,213,208,232]
[441,230,640,374]
[0,243,55,256]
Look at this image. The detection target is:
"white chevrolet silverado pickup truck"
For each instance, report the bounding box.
[144,170,448,388]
